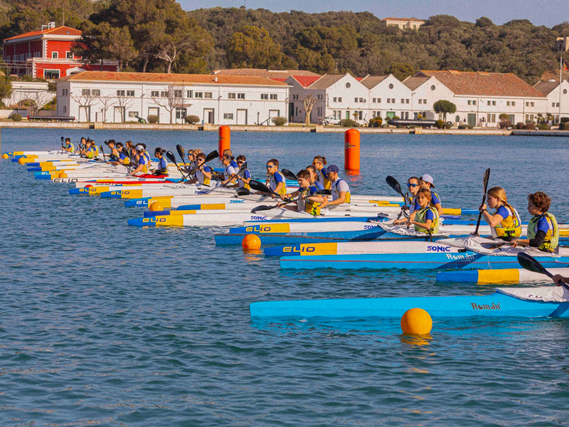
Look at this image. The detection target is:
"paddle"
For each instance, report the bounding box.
[248,179,279,197]
[386,175,411,221]
[166,150,190,181]
[236,187,251,196]
[251,189,332,213]
[220,161,247,188]
[517,252,569,289]
[281,169,298,181]
[473,168,491,236]
[186,150,220,177]
[176,144,189,169]
[99,145,107,162]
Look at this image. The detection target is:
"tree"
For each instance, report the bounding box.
[226,25,286,69]
[388,63,415,81]
[303,95,317,126]
[151,86,185,124]
[433,100,456,120]
[0,75,12,99]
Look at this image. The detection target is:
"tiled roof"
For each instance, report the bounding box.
[213,69,320,79]
[533,81,559,95]
[292,75,322,88]
[4,26,81,42]
[62,71,289,86]
[403,76,429,90]
[307,74,346,89]
[417,70,545,98]
[360,75,388,89]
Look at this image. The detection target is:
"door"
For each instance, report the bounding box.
[148,107,159,123]
[236,109,247,125]
[204,108,214,124]
[386,111,395,120]
[79,106,90,122]
[467,113,477,127]
[114,107,125,123]
[346,111,350,120]
[508,115,515,125]
[288,102,294,121]
[269,109,280,125]
[176,108,187,124]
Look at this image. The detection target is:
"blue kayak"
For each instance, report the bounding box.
[250,289,569,320]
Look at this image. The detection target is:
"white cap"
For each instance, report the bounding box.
[136,145,144,151]
[420,174,435,188]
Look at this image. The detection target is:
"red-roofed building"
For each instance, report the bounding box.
[3,22,118,79]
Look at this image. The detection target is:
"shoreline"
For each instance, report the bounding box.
[0,121,568,136]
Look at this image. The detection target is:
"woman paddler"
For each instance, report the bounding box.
[319,164,351,209]
[479,186,522,241]
[153,148,168,176]
[188,152,212,186]
[513,192,559,252]
[265,158,287,197]
[312,156,331,189]
[280,169,326,215]
[221,153,238,186]
[130,145,150,176]
[116,142,130,165]
[394,176,420,225]
[407,188,440,235]
[105,140,120,163]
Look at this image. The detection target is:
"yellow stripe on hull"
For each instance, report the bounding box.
[154,215,188,227]
[120,189,144,199]
[281,243,338,256]
[477,269,520,284]
[148,197,174,208]
[244,223,291,234]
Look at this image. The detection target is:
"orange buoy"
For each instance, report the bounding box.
[344,128,360,173]
[2,153,9,159]
[401,308,433,335]
[219,125,231,159]
[18,157,27,164]
[149,201,164,212]
[242,234,261,250]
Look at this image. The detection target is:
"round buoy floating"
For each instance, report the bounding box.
[242,234,261,250]
[401,308,432,335]
[149,201,164,212]
[58,171,67,178]
[18,157,26,165]
[2,153,9,159]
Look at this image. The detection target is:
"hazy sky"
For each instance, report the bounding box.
[180,0,568,27]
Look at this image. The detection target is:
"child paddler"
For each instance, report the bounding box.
[62,137,74,153]
[116,142,130,165]
[153,148,168,176]
[513,192,559,252]
[105,140,120,163]
[319,165,350,209]
[280,169,326,214]
[479,186,522,241]
[236,155,251,190]
[130,145,150,176]
[419,174,443,216]
[221,153,238,186]
[312,156,331,189]
[407,188,440,235]
[265,158,287,197]
[188,152,212,186]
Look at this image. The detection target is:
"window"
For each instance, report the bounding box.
[44,70,60,79]
[468,100,471,105]
[261,94,268,100]
[333,97,338,102]
[92,89,100,96]
[401,99,405,104]
[174,90,182,98]
[127,90,135,97]
[507,101,511,106]
[270,94,277,100]
[228,93,236,99]
[176,108,187,119]
[52,51,58,59]
[195,92,203,98]
[359,98,365,103]
[372,98,376,103]
[423,99,426,104]
[487,113,496,123]
[63,106,67,113]
[128,111,139,118]
[237,93,245,99]
[377,98,381,103]
[418,99,422,105]
[66,51,73,59]
[492,101,496,106]
[431,85,436,90]
[346,83,351,88]
[512,101,516,106]
[117,90,125,96]
[531,102,534,107]
[82,89,91,96]
[354,98,359,103]
[337,97,342,102]
[204,92,212,99]
[318,94,323,100]
[472,100,476,105]
[151,91,159,97]
[387,98,391,104]
[391,98,395,104]
[552,102,556,107]
[389,83,394,89]
[224,113,234,120]
[187,90,193,98]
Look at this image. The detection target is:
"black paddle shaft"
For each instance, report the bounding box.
[517,252,569,290]
[473,168,491,236]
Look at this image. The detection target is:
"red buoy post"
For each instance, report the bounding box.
[219,125,231,158]
[344,128,360,173]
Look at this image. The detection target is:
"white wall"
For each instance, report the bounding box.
[368,74,414,120]
[544,80,569,122]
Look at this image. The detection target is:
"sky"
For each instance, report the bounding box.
[180,0,568,27]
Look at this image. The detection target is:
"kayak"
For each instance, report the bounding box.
[436,268,569,284]
[249,286,569,320]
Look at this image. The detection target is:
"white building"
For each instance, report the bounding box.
[533,79,569,123]
[57,71,290,124]
[362,74,416,120]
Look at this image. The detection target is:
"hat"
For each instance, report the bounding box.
[326,164,340,174]
[420,174,435,188]
[136,144,144,151]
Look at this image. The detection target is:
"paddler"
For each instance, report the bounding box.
[265,158,287,197]
[407,188,440,235]
[223,149,239,170]
[512,192,559,252]
[279,169,326,214]
[116,142,130,165]
[319,164,350,208]
[130,144,150,175]
[187,152,212,186]
[153,148,168,176]
[105,140,120,163]
[306,165,325,192]
[312,156,331,189]
[479,186,522,241]
[394,176,420,225]
[236,155,251,190]
[61,137,74,153]
[221,153,239,186]
[419,174,443,216]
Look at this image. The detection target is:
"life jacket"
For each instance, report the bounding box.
[331,178,351,203]
[492,206,522,239]
[86,147,95,159]
[138,155,149,173]
[93,146,99,158]
[431,191,442,208]
[119,152,130,165]
[299,186,322,216]
[64,142,74,152]
[196,166,211,186]
[414,206,440,234]
[156,157,168,174]
[224,165,238,184]
[317,169,331,190]
[528,213,559,252]
[238,169,251,190]
[269,171,287,196]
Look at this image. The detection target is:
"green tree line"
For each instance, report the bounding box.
[1,1,568,83]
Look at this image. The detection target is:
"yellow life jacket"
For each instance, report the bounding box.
[238,170,251,190]
[331,178,351,204]
[300,187,322,216]
[196,167,211,186]
[318,169,332,190]
[528,213,559,252]
[86,147,95,159]
[493,206,522,238]
[414,206,440,234]
[270,171,287,197]
[93,146,99,157]
[65,142,74,152]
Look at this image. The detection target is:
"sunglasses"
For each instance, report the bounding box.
[266,165,275,169]
[407,183,419,187]
[313,162,321,165]
[237,161,244,164]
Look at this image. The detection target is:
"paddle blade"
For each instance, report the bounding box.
[386,176,404,197]
[315,189,332,195]
[248,179,274,194]
[251,205,274,213]
[281,169,298,181]
[482,168,491,192]
[121,147,130,157]
[236,187,251,196]
[166,151,178,166]
[517,253,552,278]
[176,144,186,161]
[204,150,219,163]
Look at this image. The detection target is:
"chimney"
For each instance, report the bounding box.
[214,76,218,83]
[50,22,56,29]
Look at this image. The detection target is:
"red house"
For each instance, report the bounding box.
[3,22,118,80]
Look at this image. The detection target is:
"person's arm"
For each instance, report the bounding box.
[131,164,143,175]
[433,202,443,216]
[321,191,345,208]
[480,204,504,228]
[411,217,432,231]
[552,274,569,285]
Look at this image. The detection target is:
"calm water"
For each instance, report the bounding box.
[1,128,569,426]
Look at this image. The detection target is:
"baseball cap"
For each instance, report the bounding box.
[326,164,340,174]
[136,144,144,151]
[420,174,435,188]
